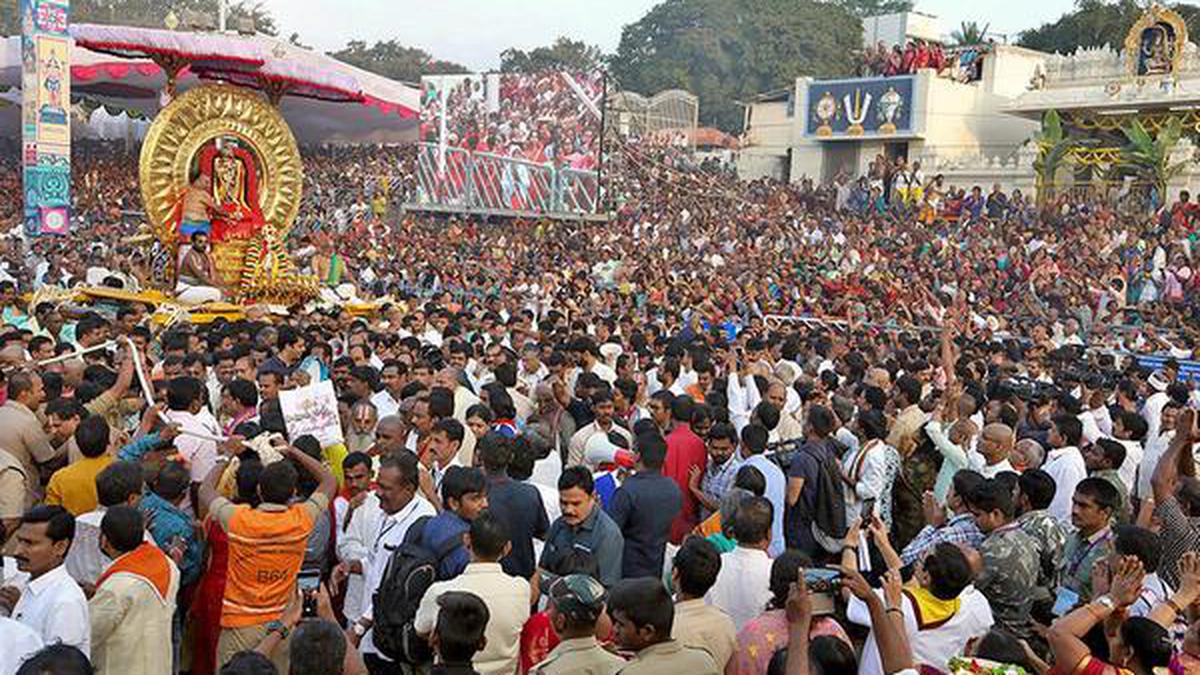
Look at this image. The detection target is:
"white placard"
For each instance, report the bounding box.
[279,380,345,448]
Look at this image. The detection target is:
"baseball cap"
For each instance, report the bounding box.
[548,574,607,623]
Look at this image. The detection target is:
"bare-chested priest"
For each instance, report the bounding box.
[176,232,223,304]
[180,174,215,238]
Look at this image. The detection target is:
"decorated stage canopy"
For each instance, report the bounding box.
[0,29,420,143]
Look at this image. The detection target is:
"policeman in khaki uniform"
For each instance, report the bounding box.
[531,575,626,675]
[608,577,719,675]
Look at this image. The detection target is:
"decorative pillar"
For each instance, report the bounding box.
[22,0,71,236]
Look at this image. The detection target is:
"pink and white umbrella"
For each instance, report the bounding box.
[70,23,361,103]
[0,26,420,141]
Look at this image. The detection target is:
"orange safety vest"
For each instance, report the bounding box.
[220,503,314,628]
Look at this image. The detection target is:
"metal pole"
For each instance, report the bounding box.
[597,70,608,214]
[438,79,448,175]
[218,0,227,31]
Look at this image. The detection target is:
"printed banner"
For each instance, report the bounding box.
[22,0,70,237]
[279,380,346,449]
[805,75,915,138]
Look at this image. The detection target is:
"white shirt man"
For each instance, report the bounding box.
[1043,445,1087,523]
[356,494,436,660]
[1115,438,1144,494]
[1090,405,1113,438]
[0,616,42,674]
[705,545,773,631]
[567,420,633,469]
[163,407,222,486]
[848,585,993,675]
[517,360,548,395]
[335,492,383,625]
[1078,411,1103,448]
[509,387,535,425]
[12,564,91,657]
[1137,429,1176,500]
[1142,384,1171,441]
[975,456,1015,478]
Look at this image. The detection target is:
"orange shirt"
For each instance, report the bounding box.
[212,493,327,628]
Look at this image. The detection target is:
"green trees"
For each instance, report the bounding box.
[950,21,990,46]
[1116,117,1188,200]
[608,0,861,132]
[500,37,605,74]
[327,41,470,83]
[1018,0,1200,54]
[1032,110,1078,202]
[830,0,913,18]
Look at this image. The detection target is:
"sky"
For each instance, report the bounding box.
[262,0,1080,72]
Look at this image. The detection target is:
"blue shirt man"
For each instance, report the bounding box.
[606,434,681,579]
[739,424,786,557]
[411,465,488,580]
[540,467,625,587]
[485,473,548,579]
[141,489,204,587]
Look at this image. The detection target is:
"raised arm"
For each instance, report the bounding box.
[282,439,338,503]
[1149,551,1200,627]
[840,566,914,675]
[783,570,813,675]
[1151,409,1195,502]
[940,321,957,387]
[197,453,229,513]
[1048,556,1144,673]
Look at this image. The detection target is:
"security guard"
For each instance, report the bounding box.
[531,574,626,675]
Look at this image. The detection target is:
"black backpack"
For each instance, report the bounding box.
[800,442,848,554]
[370,516,464,664]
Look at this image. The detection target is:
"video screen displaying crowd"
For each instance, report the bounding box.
[2,129,1200,675]
[418,71,603,170]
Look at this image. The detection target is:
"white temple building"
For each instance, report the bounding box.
[739,4,1200,200]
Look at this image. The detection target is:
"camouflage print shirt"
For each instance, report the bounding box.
[977,521,1041,640]
[1016,508,1068,598]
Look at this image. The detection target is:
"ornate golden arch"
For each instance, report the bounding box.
[139,84,316,304]
[1125,3,1189,77]
[139,83,303,246]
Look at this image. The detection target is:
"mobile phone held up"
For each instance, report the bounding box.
[804,568,843,616]
[298,569,320,618]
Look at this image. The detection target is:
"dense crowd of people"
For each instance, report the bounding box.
[418,71,603,170]
[1,126,1200,675]
[858,40,990,84]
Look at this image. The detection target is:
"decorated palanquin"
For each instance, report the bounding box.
[140,83,318,304]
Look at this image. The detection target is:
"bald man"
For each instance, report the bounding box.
[1012,439,1045,473]
[976,423,1016,477]
[374,414,407,457]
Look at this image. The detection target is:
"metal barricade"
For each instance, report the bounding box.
[415,144,473,207]
[560,168,599,213]
[413,142,600,216]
